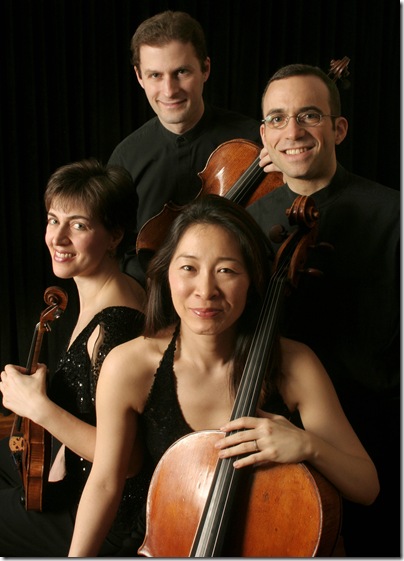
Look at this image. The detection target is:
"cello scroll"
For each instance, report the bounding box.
[327,56,350,88]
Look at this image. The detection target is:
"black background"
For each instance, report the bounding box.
[0,0,399,370]
[0,1,400,556]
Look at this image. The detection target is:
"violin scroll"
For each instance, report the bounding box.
[269,197,319,244]
[39,286,68,332]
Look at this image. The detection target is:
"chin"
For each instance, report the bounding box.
[52,267,73,279]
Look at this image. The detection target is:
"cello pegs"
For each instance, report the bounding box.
[314,241,334,253]
[300,267,324,278]
[269,224,288,243]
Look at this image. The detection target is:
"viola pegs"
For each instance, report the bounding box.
[269,224,288,244]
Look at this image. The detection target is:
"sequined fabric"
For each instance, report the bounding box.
[47,306,144,494]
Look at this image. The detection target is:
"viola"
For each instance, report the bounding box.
[136,138,283,257]
[135,55,350,262]
[138,196,341,557]
[9,286,68,511]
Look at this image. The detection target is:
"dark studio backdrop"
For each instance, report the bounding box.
[0,0,400,372]
[0,0,400,552]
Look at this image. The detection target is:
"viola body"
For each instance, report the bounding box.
[139,431,342,558]
[136,52,350,257]
[136,139,284,255]
[195,138,284,204]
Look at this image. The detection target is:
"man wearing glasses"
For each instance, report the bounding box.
[249,64,399,557]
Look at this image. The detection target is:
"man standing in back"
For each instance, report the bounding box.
[109,11,266,285]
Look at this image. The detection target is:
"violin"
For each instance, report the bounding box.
[138,196,341,557]
[9,286,68,511]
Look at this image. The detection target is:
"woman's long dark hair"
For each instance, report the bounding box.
[145,194,281,398]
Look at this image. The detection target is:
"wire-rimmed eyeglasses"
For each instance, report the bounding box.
[262,111,339,129]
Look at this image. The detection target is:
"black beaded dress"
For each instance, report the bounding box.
[0,306,148,557]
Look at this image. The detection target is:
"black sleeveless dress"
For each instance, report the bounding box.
[132,326,300,547]
[141,325,295,466]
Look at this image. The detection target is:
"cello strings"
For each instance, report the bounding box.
[231,243,292,420]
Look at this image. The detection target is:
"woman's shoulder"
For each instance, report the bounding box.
[280,336,312,357]
[279,337,326,378]
[93,305,144,340]
[98,327,176,409]
[104,327,174,371]
[96,305,142,321]
[279,337,331,410]
[113,272,146,312]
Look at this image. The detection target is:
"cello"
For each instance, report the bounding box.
[138,196,341,557]
[9,286,68,511]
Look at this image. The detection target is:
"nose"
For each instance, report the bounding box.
[162,75,179,97]
[284,117,306,140]
[48,224,69,246]
[195,271,219,300]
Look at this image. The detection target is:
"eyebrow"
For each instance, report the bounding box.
[47,211,90,221]
[143,64,193,74]
[265,104,324,116]
[174,253,244,265]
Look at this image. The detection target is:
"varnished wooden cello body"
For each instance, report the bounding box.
[9,286,68,511]
[138,197,341,557]
[140,432,341,557]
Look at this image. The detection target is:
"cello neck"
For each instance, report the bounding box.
[190,195,320,557]
[189,238,292,557]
